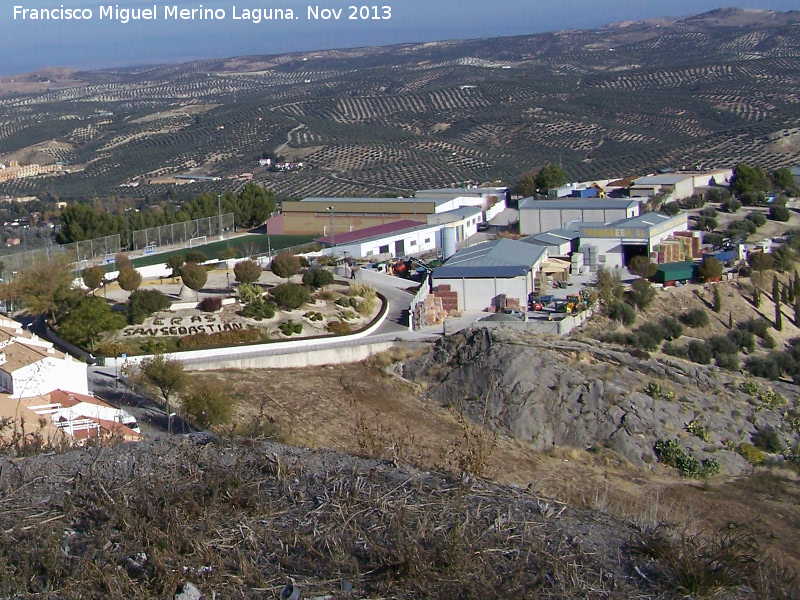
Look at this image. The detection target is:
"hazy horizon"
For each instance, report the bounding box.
[2,1,798,76]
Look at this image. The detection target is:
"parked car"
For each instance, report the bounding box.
[501,308,526,320]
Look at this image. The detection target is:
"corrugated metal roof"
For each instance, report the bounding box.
[632,174,693,185]
[315,220,433,245]
[607,212,685,229]
[518,198,638,210]
[416,187,507,196]
[433,238,547,279]
[300,197,417,204]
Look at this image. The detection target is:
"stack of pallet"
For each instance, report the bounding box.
[426,285,458,324]
[672,231,702,258]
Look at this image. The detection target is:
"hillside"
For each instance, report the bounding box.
[0,8,799,200]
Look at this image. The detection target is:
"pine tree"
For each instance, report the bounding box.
[713,286,722,313]
[773,275,781,306]
[776,301,783,331]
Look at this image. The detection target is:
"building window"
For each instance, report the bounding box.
[366,251,373,256]
[410,240,417,246]
[379,245,389,254]
[424,238,431,243]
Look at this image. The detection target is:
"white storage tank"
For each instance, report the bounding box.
[442,226,457,260]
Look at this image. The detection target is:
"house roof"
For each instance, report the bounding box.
[315,219,433,245]
[607,212,682,229]
[433,238,547,279]
[518,198,638,211]
[0,342,54,374]
[427,206,482,224]
[632,174,693,186]
[521,232,575,247]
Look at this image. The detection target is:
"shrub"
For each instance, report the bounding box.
[659,316,683,341]
[348,282,376,298]
[695,215,717,231]
[738,443,765,464]
[643,382,662,398]
[303,311,324,322]
[720,198,742,213]
[715,353,740,371]
[82,265,105,291]
[745,354,782,380]
[182,381,235,429]
[233,260,263,284]
[199,296,223,312]
[769,205,791,222]
[628,256,657,278]
[357,295,378,316]
[654,440,718,478]
[127,289,171,324]
[185,250,208,264]
[703,233,724,246]
[303,269,335,288]
[745,211,766,227]
[686,421,712,442]
[606,301,636,326]
[751,427,782,453]
[686,340,712,364]
[118,267,142,292]
[177,327,262,349]
[239,298,276,321]
[660,202,680,216]
[706,188,731,203]
[279,320,303,336]
[237,282,262,304]
[180,262,208,296]
[727,329,756,353]
[326,320,351,334]
[740,317,771,339]
[270,283,310,310]
[727,219,757,235]
[708,335,739,358]
[680,308,709,328]
[631,322,665,350]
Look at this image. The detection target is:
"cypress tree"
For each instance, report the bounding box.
[713,286,722,313]
[776,301,783,331]
[773,275,781,305]
[754,287,761,308]
[795,297,800,327]
[782,284,789,305]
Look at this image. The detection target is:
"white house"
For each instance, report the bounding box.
[0,341,89,399]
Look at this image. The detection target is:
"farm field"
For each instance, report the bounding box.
[0,8,798,202]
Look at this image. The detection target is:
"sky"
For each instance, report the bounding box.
[2,1,798,75]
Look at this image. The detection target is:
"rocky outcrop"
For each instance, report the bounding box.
[404,329,799,474]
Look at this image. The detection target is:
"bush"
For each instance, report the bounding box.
[698,258,722,282]
[694,215,717,231]
[720,198,742,213]
[703,233,724,246]
[628,256,657,279]
[182,381,235,429]
[699,207,717,218]
[751,427,782,453]
[745,354,782,380]
[727,219,757,235]
[279,320,303,336]
[348,282,376,298]
[127,289,171,324]
[239,298,276,321]
[660,202,680,216]
[740,317,771,339]
[199,296,223,312]
[680,308,709,328]
[659,316,683,341]
[233,260,263,284]
[631,322,665,350]
[715,353,740,371]
[270,283,310,310]
[185,250,208,264]
[747,252,774,272]
[686,340,712,364]
[177,327,262,349]
[607,301,636,326]
[706,188,731,203]
[180,262,208,295]
[727,329,756,353]
[708,335,739,358]
[237,282,262,304]
[303,269,335,288]
[738,443,766,464]
[769,205,791,222]
[745,211,766,227]
[326,320,351,334]
[654,440,718,478]
[117,267,142,292]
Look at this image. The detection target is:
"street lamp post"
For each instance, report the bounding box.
[327,206,335,246]
[217,193,224,241]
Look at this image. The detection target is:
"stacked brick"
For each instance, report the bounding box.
[423,285,457,324]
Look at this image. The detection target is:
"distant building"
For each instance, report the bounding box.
[415,186,509,211]
[629,169,732,199]
[431,238,548,312]
[518,198,640,235]
[426,206,483,242]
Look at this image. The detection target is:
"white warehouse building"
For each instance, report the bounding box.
[519,198,640,235]
[316,220,443,259]
[431,238,548,312]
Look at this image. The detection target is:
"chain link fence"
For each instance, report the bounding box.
[130,213,235,255]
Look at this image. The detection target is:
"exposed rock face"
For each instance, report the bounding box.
[404,329,798,474]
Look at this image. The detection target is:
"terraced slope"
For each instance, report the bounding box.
[0,8,799,200]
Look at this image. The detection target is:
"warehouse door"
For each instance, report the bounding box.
[395,239,405,256]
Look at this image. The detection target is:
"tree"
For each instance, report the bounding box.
[773,167,796,192]
[534,164,567,194]
[731,162,770,195]
[776,302,783,331]
[627,278,656,310]
[57,296,125,350]
[713,286,722,313]
[748,252,774,273]
[185,250,208,264]
[166,255,184,279]
[660,202,680,216]
[769,205,790,222]
[138,354,187,434]
[13,255,77,321]
[720,198,742,213]
[234,260,263,284]
[127,289,171,324]
[56,202,122,244]
[238,182,276,227]
[773,275,781,306]
[795,297,800,327]
[302,269,335,288]
[514,170,538,197]
[745,211,766,227]
[271,252,301,280]
[695,215,717,231]
[594,267,624,306]
[180,262,208,300]
[698,257,722,282]
[182,381,234,429]
[117,267,142,292]
[753,287,761,309]
[115,253,132,271]
[82,265,105,294]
